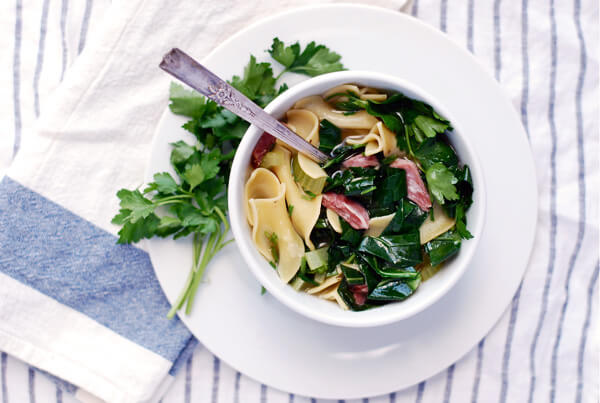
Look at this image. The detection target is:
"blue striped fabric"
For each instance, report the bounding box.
[0,1,597,402]
[0,177,193,362]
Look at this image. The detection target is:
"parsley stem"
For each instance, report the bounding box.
[185,229,220,314]
[166,233,203,319]
[274,69,288,82]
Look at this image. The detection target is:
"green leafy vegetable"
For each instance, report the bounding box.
[368,278,418,301]
[340,264,365,285]
[268,37,345,77]
[414,137,459,171]
[318,120,341,152]
[382,199,428,235]
[424,230,462,266]
[358,233,422,268]
[425,162,459,204]
[373,168,407,207]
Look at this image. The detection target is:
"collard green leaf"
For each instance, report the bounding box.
[373,168,406,207]
[339,218,363,246]
[414,137,459,171]
[425,230,461,266]
[358,233,422,268]
[319,120,341,152]
[383,199,428,235]
[368,278,416,301]
[341,264,365,285]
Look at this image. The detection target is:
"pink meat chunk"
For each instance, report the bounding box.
[349,284,369,306]
[321,192,370,230]
[389,158,432,211]
[342,154,380,169]
[251,132,276,168]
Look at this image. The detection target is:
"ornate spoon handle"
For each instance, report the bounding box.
[159,48,330,164]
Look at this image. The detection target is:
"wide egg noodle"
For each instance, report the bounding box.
[365,213,396,237]
[285,109,320,145]
[306,274,342,294]
[244,167,281,227]
[246,168,305,283]
[326,208,343,233]
[293,95,377,129]
[269,145,323,251]
[346,121,398,156]
[419,202,456,244]
[322,84,361,102]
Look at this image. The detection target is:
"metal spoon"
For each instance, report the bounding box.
[159,48,330,164]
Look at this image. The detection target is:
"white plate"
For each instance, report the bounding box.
[146,4,537,399]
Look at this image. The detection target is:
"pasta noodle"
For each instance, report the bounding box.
[245,168,305,283]
[346,121,398,156]
[326,208,343,233]
[269,145,323,250]
[419,203,456,244]
[294,95,378,129]
[365,213,396,237]
[306,274,342,294]
[286,109,320,145]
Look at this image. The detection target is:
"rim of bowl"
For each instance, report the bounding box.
[228,70,486,328]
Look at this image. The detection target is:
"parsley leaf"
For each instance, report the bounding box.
[115,189,155,223]
[425,163,459,204]
[269,37,299,68]
[268,38,345,77]
[168,83,209,119]
[455,204,473,239]
[144,172,179,195]
[231,56,277,106]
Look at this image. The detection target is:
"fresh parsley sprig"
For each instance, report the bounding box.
[112,38,346,317]
[269,37,345,79]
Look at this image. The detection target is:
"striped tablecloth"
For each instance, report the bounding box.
[0,0,597,402]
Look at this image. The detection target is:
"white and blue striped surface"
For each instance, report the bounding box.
[0,0,597,402]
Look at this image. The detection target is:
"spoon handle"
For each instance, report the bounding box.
[159,48,329,164]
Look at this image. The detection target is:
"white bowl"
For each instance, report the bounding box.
[228,71,486,328]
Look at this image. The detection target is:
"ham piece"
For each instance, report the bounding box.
[321,193,370,230]
[251,133,276,168]
[389,158,432,211]
[349,284,369,306]
[342,154,380,169]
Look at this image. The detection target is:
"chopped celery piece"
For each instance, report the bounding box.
[260,150,284,169]
[292,153,328,194]
[290,276,306,291]
[305,246,329,273]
